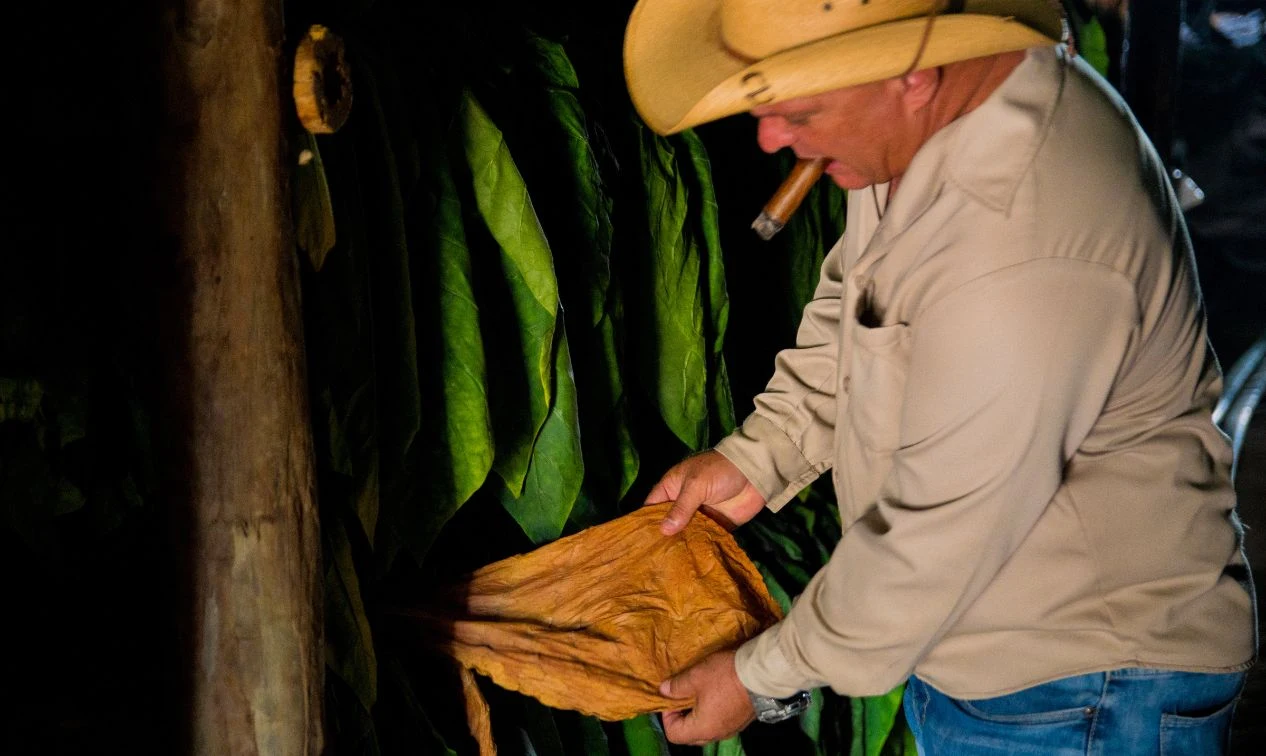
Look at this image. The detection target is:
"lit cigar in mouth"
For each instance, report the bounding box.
[751,157,828,240]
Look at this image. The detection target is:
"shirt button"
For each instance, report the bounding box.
[843,375,851,394]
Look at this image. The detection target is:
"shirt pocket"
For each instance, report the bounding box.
[847,321,911,453]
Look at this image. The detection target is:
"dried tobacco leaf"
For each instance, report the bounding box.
[410,503,781,724]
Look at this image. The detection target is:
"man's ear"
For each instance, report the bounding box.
[900,67,940,112]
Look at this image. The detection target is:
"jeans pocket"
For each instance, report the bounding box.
[952,673,1105,725]
[1159,696,1237,756]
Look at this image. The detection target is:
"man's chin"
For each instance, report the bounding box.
[825,162,870,190]
[828,174,870,191]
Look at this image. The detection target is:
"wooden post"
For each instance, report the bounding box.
[157,1,323,753]
[1121,0,1185,165]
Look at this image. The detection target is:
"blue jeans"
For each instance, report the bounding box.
[903,668,1247,755]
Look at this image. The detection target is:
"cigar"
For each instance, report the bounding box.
[751,157,827,240]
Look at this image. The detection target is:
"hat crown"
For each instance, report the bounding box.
[721,0,945,59]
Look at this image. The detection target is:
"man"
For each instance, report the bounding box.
[623,1,1256,753]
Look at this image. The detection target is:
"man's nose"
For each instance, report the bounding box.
[755,116,794,154]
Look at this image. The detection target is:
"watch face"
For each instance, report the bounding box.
[752,690,811,723]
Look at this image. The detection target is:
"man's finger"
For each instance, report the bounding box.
[659,673,690,700]
[660,709,691,743]
[661,481,708,535]
[662,707,708,746]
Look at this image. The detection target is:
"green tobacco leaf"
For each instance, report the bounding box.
[500,320,584,543]
[801,688,826,751]
[622,715,670,756]
[1080,17,1111,79]
[528,35,610,329]
[323,387,354,476]
[325,516,378,713]
[679,130,736,440]
[320,384,379,543]
[302,119,383,549]
[757,564,794,614]
[520,699,567,756]
[636,125,708,450]
[575,715,610,756]
[462,90,560,495]
[357,61,422,463]
[355,450,381,547]
[403,138,495,558]
[524,34,638,507]
[882,718,919,756]
[750,518,806,563]
[0,377,43,423]
[384,659,457,756]
[851,684,905,756]
[54,391,88,448]
[702,735,746,756]
[53,480,85,516]
[779,152,835,328]
[293,130,337,271]
[608,338,640,501]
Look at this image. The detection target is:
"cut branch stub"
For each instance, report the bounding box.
[293,24,352,134]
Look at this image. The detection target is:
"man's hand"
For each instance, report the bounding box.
[659,650,756,745]
[645,450,767,535]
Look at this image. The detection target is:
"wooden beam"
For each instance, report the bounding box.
[157,1,324,753]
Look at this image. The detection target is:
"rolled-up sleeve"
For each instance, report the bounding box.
[736,259,1140,697]
[714,235,846,511]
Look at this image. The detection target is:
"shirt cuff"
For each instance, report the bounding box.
[714,414,827,512]
[734,621,822,698]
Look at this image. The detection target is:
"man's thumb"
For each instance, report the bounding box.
[661,485,706,535]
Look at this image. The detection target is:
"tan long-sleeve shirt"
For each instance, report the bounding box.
[716,46,1256,700]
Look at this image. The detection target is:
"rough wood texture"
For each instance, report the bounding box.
[158,1,323,753]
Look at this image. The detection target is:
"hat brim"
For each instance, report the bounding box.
[625,1,1062,135]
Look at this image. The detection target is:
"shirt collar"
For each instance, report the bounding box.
[871,45,1068,241]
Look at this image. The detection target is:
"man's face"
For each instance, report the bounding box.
[750,79,908,190]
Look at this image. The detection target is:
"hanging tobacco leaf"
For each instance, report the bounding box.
[525,35,612,330]
[633,123,709,451]
[293,130,338,271]
[776,151,841,329]
[354,57,422,464]
[325,515,378,713]
[851,685,910,756]
[399,131,495,560]
[498,320,584,544]
[703,735,747,756]
[519,35,639,507]
[461,90,560,497]
[385,660,460,756]
[679,129,736,442]
[1079,17,1111,78]
[559,712,611,756]
[520,698,568,756]
[304,105,383,550]
[0,377,43,424]
[622,714,671,756]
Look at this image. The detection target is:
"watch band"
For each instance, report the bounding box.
[747,688,811,724]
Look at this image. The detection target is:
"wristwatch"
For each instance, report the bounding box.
[747,688,811,724]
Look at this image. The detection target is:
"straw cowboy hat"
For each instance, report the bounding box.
[624,0,1066,135]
